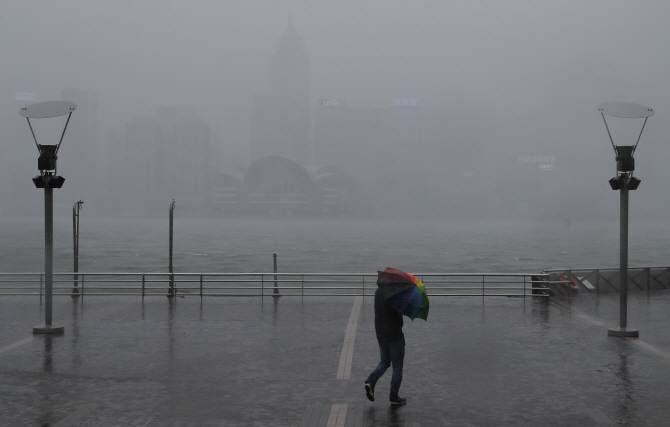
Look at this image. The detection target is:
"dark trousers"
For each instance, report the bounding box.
[365,336,405,401]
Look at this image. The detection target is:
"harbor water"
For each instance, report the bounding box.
[2,216,670,275]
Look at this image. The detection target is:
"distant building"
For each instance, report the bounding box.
[59,89,98,200]
[123,116,162,204]
[315,98,422,194]
[121,107,214,210]
[251,17,309,163]
[0,89,40,212]
[212,156,360,217]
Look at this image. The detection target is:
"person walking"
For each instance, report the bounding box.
[364,284,407,406]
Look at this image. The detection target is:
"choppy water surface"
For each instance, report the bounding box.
[2,216,670,274]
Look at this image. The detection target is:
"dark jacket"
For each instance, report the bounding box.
[374,287,404,342]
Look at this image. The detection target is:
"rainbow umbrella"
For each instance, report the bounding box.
[377,267,429,321]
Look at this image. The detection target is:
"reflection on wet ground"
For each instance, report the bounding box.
[1,292,669,426]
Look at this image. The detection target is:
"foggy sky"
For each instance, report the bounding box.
[2,1,670,219]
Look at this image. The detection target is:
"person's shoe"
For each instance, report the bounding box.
[365,383,375,401]
[390,397,407,406]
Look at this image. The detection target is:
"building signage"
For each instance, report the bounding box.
[318,99,345,107]
[16,92,36,101]
[518,155,556,171]
[518,155,555,163]
[391,99,420,107]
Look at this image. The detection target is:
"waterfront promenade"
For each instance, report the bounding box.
[1,291,669,426]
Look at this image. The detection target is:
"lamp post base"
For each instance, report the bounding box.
[33,324,64,335]
[608,327,639,337]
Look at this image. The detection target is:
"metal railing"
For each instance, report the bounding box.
[542,266,670,295]
[0,272,550,299]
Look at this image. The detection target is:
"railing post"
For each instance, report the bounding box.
[482,275,485,301]
[523,274,526,301]
[362,274,365,298]
[596,269,600,295]
[261,274,264,301]
[273,253,279,297]
[646,267,651,293]
[81,274,85,297]
[40,273,43,300]
[142,273,145,298]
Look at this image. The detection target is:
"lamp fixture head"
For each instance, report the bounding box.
[597,102,654,158]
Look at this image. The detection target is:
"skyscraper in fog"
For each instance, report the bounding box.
[315,99,421,178]
[122,107,213,210]
[251,17,309,163]
[60,88,98,200]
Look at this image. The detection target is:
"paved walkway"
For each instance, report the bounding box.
[1,291,669,426]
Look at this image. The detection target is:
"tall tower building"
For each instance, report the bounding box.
[251,17,309,163]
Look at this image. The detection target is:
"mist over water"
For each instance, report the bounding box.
[2,216,669,275]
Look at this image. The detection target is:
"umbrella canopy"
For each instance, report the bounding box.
[377,267,429,321]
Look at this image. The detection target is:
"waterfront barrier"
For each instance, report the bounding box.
[542,266,670,296]
[0,272,549,299]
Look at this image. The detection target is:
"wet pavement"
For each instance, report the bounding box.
[1,291,669,426]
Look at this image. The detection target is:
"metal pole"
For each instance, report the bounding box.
[45,186,53,325]
[34,181,64,334]
[72,200,82,297]
[620,182,629,328]
[362,275,365,298]
[273,252,279,297]
[609,176,638,337]
[168,200,175,298]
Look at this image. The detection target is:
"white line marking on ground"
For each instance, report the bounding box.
[0,336,34,355]
[574,311,607,327]
[337,296,362,380]
[585,407,615,426]
[627,337,670,361]
[326,403,348,427]
[552,301,670,363]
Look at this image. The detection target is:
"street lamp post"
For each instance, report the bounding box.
[20,101,77,335]
[597,102,654,338]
